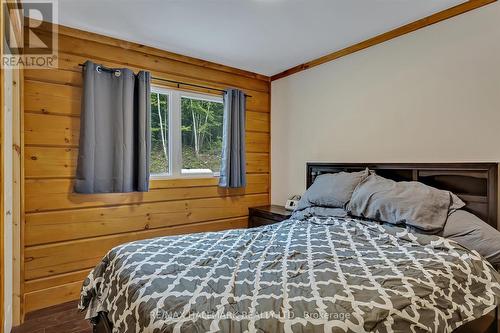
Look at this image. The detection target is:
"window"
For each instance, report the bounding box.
[150,87,224,178]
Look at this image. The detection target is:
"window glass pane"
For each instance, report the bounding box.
[150,92,169,175]
[181,96,224,174]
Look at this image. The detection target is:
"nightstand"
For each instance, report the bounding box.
[248,205,293,228]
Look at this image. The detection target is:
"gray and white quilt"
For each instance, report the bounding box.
[79,216,500,333]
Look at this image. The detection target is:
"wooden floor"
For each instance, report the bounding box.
[12,300,92,333]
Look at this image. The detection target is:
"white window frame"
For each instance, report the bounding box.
[150,86,224,179]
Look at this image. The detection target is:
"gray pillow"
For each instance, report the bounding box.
[347,174,465,232]
[295,169,369,211]
[441,210,500,267]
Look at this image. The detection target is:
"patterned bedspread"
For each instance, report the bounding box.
[79,216,500,333]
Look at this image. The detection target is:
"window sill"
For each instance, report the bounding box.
[150,173,220,180]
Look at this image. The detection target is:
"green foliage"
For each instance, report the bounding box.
[181,97,223,162]
[150,92,224,175]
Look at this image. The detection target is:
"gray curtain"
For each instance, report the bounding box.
[219,89,246,188]
[74,60,151,193]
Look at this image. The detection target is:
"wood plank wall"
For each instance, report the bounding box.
[22,24,271,314]
[0,1,5,328]
[3,0,24,327]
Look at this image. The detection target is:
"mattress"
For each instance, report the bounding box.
[79,216,500,333]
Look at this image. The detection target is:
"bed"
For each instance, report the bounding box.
[80,163,500,333]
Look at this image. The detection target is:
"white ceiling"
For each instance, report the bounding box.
[55,0,466,76]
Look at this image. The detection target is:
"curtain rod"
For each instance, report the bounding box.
[77,63,252,98]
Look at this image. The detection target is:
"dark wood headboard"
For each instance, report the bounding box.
[306,163,498,230]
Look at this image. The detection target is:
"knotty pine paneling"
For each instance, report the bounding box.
[24,147,268,178]
[22,24,271,313]
[25,174,269,213]
[25,194,269,247]
[23,79,269,115]
[24,112,269,147]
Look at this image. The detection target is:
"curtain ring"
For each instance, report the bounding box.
[96,65,102,73]
[114,70,121,77]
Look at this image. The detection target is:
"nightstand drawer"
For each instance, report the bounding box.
[248,205,292,228]
[249,216,278,228]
